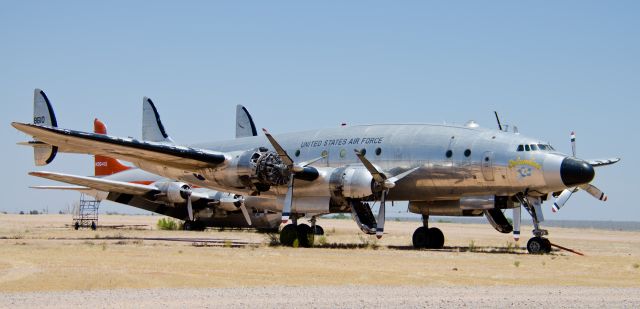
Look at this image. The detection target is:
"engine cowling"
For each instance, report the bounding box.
[156,182,192,203]
[329,166,374,200]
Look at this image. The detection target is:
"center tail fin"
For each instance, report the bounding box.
[142,97,175,143]
[94,118,131,176]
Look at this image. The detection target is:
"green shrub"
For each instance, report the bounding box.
[157,218,181,230]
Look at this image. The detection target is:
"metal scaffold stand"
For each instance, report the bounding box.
[72,193,100,230]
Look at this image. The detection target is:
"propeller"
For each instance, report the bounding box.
[179,184,195,221]
[218,195,253,226]
[551,131,608,213]
[262,128,325,224]
[354,149,419,239]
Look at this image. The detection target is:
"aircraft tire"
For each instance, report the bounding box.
[313,225,325,236]
[279,224,298,247]
[296,224,313,248]
[412,226,428,249]
[183,221,195,231]
[90,221,97,231]
[526,237,548,254]
[542,238,552,253]
[74,222,80,230]
[427,227,445,249]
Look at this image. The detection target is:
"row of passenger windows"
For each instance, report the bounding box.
[517,144,555,152]
[293,147,383,158]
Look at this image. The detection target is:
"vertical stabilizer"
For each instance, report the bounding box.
[142,97,174,143]
[94,118,131,176]
[235,104,258,138]
[32,89,58,165]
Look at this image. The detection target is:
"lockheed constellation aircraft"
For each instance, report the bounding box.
[13,89,619,253]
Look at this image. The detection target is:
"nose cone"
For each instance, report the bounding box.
[560,157,595,187]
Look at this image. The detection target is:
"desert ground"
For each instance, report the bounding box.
[0,214,639,308]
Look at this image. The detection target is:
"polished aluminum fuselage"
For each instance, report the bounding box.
[147,123,568,211]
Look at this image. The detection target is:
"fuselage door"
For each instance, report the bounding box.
[481,151,494,181]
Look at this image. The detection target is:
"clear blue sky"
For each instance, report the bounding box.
[1,1,638,221]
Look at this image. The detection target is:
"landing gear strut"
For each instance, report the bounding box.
[412,215,445,249]
[517,194,552,254]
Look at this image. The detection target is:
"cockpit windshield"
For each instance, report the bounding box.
[516,143,555,152]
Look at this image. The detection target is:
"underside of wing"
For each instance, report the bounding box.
[13,123,226,171]
[29,171,160,196]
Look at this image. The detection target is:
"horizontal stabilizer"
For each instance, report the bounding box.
[29,171,160,196]
[13,122,227,171]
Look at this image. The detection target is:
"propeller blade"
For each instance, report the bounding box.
[294,155,326,171]
[579,183,608,201]
[513,206,521,241]
[552,188,576,212]
[239,203,252,226]
[376,190,387,239]
[187,196,194,221]
[281,176,294,224]
[262,128,294,167]
[353,149,387,183]
[571,131,576,157]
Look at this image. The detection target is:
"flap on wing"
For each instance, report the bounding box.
[29,171,160,196]
[13,122,226,171]
[588,158,620,167]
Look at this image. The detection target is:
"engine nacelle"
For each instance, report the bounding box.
[156,182,192,203]
[408,196,516,216]
[220,147,291,191]
[329,166,374,200]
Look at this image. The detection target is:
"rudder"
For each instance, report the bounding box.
[94,118,131,176]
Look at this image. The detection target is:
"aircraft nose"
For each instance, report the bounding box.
[560,157,595,187]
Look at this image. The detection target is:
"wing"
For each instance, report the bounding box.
[30,185,93,191]
[588,158,620,167]
[29,171,161,196]
[13,122,226,172]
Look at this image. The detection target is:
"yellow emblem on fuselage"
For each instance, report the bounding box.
[508,157,541,170]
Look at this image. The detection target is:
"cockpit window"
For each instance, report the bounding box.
[530,144,538,151]
[517,145,524,152]
[538,144,548,151]
[524,144,530,151]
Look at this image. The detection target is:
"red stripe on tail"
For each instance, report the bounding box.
[94,118,131,176]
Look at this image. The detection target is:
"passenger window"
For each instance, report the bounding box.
[525,145,530,151]
[517,145,524,152]
[530,144,538,151]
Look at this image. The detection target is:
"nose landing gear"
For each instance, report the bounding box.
[517,194,553,254]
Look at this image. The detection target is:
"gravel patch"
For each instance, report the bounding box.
[2,285,640,308]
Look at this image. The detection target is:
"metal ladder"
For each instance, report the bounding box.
[72,193,100,230]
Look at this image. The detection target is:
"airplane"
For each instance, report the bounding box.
[24,92,281,231]
[13,89,619,253]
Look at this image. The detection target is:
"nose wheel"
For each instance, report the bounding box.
[527,236,552,254]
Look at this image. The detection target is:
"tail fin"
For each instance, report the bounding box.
[93,118,131,176]
[235,104,258,138]
[142,97,174,143]
[31,89,58,165]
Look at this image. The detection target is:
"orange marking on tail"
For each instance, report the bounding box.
[94,118,132,176]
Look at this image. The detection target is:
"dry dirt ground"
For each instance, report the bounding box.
[0,214,639,308]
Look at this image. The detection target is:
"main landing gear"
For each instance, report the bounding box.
[279,217,324,248]
[412,215,445,249]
